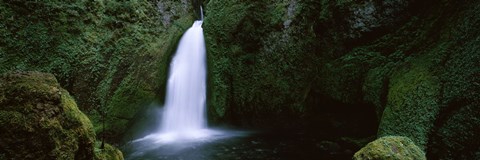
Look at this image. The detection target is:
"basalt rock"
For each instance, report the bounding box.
[0,71,124,160]
[205,0,480,159]
[353,136,426,160]
[0,72,96,159]
[0,0,195,143]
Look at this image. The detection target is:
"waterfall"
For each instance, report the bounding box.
[132,11,244,146]
[200,6,204,20]
[161,20,207,134]
[126,9,248,159]
[132,20,219,144]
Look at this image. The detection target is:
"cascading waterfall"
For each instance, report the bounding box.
[134,10,226,144]
[161,20,207,134]
[126,7,246,159]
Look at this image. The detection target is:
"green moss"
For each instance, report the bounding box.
[428,104,480,159]
[425,3,480,158]
[62,91,95,138]
[0,0,194,143]
[319,48,387,104]
[204,0,324,126]
[377,53,441,149]
[104,75,154,132]
[89,15,193,140]
[353,136,426,160]
[362,63,395,119]
[94,142,124,160]
[0,111,30,131]
[0,72,98,159]
[204,0,250,120]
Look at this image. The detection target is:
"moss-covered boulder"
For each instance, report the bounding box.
[0,72,97,159]
[95,142,124,160]
[353,136,426,160]
[0,0,195,143]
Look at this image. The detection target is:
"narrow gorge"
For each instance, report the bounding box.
[0,0,479,159]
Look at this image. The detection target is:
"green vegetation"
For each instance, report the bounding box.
[353,136,426,160]
[95,142,124,160]
[0,0,194,142]
[205,0,479,159]
[0,72,97,159]
[1,0,479,159]
[205,0,321,126]
[378,53,441,149]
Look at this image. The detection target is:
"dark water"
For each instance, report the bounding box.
[122,131,363,160]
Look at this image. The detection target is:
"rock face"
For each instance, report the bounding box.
[0,0,479,159]
[353,136,425,160]
[203,0,418,127]
[203,0,410,133]
[0,72,95,159]
[205,0,480,159]
[0,0,194,142]
[0,72,123,160]
[375,2,480,159]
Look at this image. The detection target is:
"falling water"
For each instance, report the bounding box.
[161,20,207,134]
[130,8,246,149]
[132,19,221,144]
[125,8,249,160]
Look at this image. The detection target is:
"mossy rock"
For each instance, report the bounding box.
[94,15,194,142]
[377,53,441,149]
[425,2,480,158]
[202,0,419,128]
[0,71,96,159]
[319,48,387,104]
[0,0,194,143]
[375,2,480,157]
[204,0,323,127]
[353,136,426,160]
[95,142,124,160]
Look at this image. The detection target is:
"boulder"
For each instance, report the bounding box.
[95,143,124,160]
[353,136,425,160]
[0,71,122,160]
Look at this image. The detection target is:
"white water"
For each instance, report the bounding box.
[126,16,251,160]
[162,20,207,133]
[134,20,222,144]
[131,10,249,149]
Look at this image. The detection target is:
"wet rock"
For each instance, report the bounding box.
[353,136,425,160]
[346,0,411,39]
[0,71,124,160]
[156,0,192,27]
[0,72,96,159]
[95,143,124,160]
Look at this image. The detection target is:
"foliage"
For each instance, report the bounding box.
[2,1,480,159]
[94,142,124,160]
[204,0,321,126]
[0,72,97,159]
[319,48,387,104]
[204,0,415,127]
[0,0,194,142]
[205,0,480,159]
